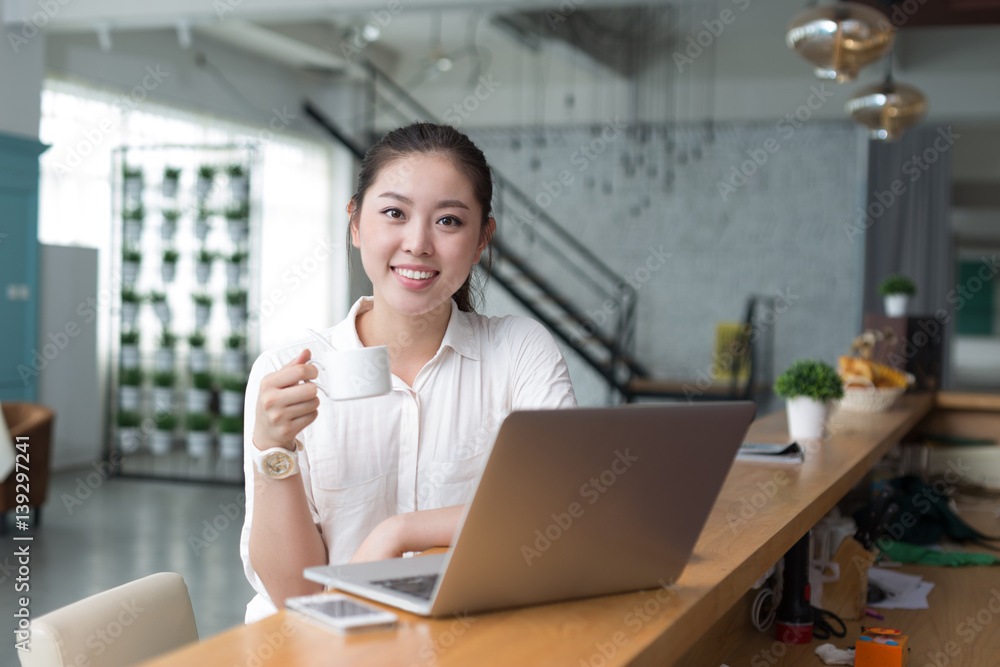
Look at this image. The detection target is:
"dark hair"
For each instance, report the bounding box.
[349,122,494,313]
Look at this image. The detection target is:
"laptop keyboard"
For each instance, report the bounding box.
[372,574,440,600]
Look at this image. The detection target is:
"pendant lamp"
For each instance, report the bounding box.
[786,2,895,82]
[845,71,928,141]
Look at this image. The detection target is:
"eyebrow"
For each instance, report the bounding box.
[377,191,470,210]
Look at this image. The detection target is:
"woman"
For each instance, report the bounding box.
[240,122,576,622]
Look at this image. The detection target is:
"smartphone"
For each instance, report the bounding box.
[285,593,398,634]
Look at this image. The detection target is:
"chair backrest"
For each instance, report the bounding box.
[18,572,199,667]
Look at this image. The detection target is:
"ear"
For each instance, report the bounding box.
[348,200,361,249]
[474,217,496,264]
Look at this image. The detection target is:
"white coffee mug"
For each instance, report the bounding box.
[309,345,392,401]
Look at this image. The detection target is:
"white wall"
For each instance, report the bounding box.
[0,17,44,138]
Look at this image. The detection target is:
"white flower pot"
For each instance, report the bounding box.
[160,219,177,240]
[186,388,211,413]
[124,177,143,200]
[153,301,171,326]
[786,396,831,441]
[196,177,212,199]
[226,262,243,285]
[161,262,176,283]
[155,348,175,372]
[229,176,248,202]
[119,427,142,454]
[189,348,209,373]
[186,431,213,458]
[122,261,140,285]
[195,261,212,284]
[219,432,243,460]
[220,390,244,416]
[124,220,142,243]
[121,302,139,328]
[223,350,245,374]
[227,219,248,244]
[194,303,212,328]
[152,386,174,412]
[227,305,247,329]
[120,344,140,369]
[120,386,142,411]
[884,294,909,317]
[161,179,178,199]
[151,430,174,456]
[195,220,210,241]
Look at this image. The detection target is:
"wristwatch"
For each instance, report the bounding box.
[251,441,301,479]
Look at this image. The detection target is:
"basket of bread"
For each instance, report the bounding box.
[837,329,914,413]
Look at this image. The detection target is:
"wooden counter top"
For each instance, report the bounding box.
[140,394,939,667]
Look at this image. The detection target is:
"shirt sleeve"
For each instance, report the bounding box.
[503,316,578,411]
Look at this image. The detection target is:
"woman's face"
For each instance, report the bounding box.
[351,153,493,317]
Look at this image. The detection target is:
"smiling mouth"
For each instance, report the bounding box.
[392,267,439,280]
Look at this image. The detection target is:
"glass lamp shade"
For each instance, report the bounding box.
[786,2,895,82]
[845,78,928,141]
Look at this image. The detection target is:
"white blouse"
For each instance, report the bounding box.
[240,296,577,621]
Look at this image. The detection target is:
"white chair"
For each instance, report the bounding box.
[18,572,199,667]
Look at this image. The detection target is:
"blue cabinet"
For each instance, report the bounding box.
[0,132,48,401]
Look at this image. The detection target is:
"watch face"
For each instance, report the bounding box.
[263,451,295,478]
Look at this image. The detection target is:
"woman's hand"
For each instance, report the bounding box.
[349,506,466,563]
[253,349,320,451]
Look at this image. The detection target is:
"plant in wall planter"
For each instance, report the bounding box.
[156,329,177,372]
[150,412,177,456]
[152,370,177,413]
[150,290,171,326]
[117,409,143,454]
[196,165,216,200]
[218,415,244,461]
[192,293,213,328]
[161,248,179,283]
[226,163,249,203]
[775,359,845,441]
[185,412,214,458]
[188,331,209,373]
[120,328,140,369]
[122,246,142,285]
[226,250,247,286]
[226,289,248,328]
[223,332,246,374]
[119,367,144,412]
[194,207,212,241]
[161,208,181,241]
[187,371,213,413]
[878,274,916,317]
[219,375,247,416]
[123,164,143,201]
[195,248,216,285]
[225,203,250,244]
[162,166,181,199]
[121,287,142,328]
[123,204,145,243]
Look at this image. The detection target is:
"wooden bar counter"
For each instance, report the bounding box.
[140,392,998,667]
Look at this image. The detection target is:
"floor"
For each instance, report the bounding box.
[2,468,254,666]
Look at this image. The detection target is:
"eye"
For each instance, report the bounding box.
[382,207,404,220]
[437,215,463,227]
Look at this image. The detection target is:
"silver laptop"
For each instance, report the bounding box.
[304,401,756,617]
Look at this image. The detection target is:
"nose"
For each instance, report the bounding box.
[402,220,433,256]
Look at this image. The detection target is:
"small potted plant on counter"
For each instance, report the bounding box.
[123,164,143,201]
[223,332,246,374]
[195,248,216,285]
[192,293,213,328]
[226,289,248,328]
[161,248,179,283]
[878,274,916,317]
[225,203,250,243]
[156,329,178,372]
[774,359,844,441]
[123,204,145,243]
[120,329,140,369]
[151,412,177,456]
[162,166,181,198]
[196,164,216,200]
[119,367,143,413]
[226,163,249,203]
[122,246,142,285]
[150,290,171,326]
[185,412,214,458]
[195,206,212,241]
[187,371,213,413]
[218,415,244,460]
[121,288,142,328]
[226,250,247,286]
[219,375,246,417]
[152,370,176,414]
[117,409,143,454]
[188,331,208,373]
[161,208,180,240]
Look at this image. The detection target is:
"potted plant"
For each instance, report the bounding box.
[878,274,916,317]
[226,289,248,328]
[195,207,212,241]
[161,208,180,240]
[223,332,246,374]
[225,203,250,243]
[123,204,145,242]
[120,328,140,368]
[152,370,176,413]
[188,331,209,373]
[185,412,214,458]
[187,371,213,413]
[218,415,244,460]
[156,329,177,372]
[226,250,247,285]
[193,293,213,328]
[121,288,142,328]
[119,367,143,412]
[117,409,143,454]
[161,248,179,283]
[219,375,246,416]
[775,359,845,440]
[195,248,216,285]
[123,164,143,200]
[196,165,216,200]
[226,163,249,203]
[150,412,177,456]
[162,166,181,198]
[150,290,171,326]
[122,246,142,285]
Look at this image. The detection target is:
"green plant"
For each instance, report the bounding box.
[123,204,145,221]
[162,248,179,263]
[162,208,181,222]
[120,368,143,386]
[197,165,217,180]
[192,372,213,390]
[197,205,212,221]
[187,331,206,348]
[149,290,167,303]
[226,332,245,350]
[117,410,141,427]
[153,371,177,387]
[218,415,243,434]
[220,375,247,392]
[185,412,213,432]
[224,203,249,221]
[226,289,247,306]
[121,329,140,345]
[228,250,248,264]
[163,166,181,180]
[774,360,845,402]
[226,163,246,178]
[878,274,917,297]
[196,248,217,263]
[154,412,178,430]
[160,330,178,348]
[121,287,142,304]
[123,165,142,179]
[192,293,213,307]
[122,247,142,263]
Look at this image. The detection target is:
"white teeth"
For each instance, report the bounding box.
[394,267,436,280]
